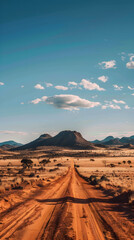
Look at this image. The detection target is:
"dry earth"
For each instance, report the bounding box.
[0,148,134,240]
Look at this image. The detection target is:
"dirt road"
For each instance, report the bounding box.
[0,161,133,240]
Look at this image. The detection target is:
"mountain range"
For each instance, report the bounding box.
[92,135,134,145]
[1,132,134,151]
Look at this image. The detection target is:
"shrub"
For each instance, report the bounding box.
[56,163,62,167]
[90,158,95,161]
[21,158,33,168]
[12,185,23,190]
[110,163,115,168]
[49,167,59,172]
[127,160,131,164]
[100,175,109,181]
[40,159,50,165]
[89,175,99,185]
[29,172,35,177]
[74,164,80,168]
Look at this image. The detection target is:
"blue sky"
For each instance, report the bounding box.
[0,0,134,143]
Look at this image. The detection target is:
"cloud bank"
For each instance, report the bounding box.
[31,94,100,110]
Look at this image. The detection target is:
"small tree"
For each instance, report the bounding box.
[127,160,131,165]
[21,158,33,169]
[102,160,107,167]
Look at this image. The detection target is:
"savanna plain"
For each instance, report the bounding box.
[0,147,134,240]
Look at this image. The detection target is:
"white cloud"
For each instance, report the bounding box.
[34,84,45,90]
[68,81,77,86]
[0,82,4,85]
[126,56,134,69]
[99,60,116,69]
[21,102,24,105]
[31,98,42,104]
[102,104,121,110]
[113,99,125,104]
[124,105,130,109]
[31,94,100,111]
[128,86,134,90]
[21,85,24,88]
[113,84,123,91]
[41,96,48,101]
[0,130,27,135]
[80,79,105,91]
[55,85,68,90]
[132,93,134,96]
[98,75,108,83]
[46,83,53,87]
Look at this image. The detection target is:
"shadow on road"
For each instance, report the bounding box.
[36,196,108,204]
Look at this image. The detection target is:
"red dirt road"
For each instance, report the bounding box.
[0,161,133,240]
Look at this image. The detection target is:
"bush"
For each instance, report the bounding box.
[29,172,35,177]
[21,158,33,168]
[89,175,99,185]
[40,159,50,165]
[12,185,23,190]
[74,164,80,168]
[90,158,95,161]
[100,175,109,181]
[56,163,62,167]
[110,163,115,168]
[49,167,59,172]
[127,160,131,164]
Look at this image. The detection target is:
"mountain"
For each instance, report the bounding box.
[91,136,114,144]
[120,137,134,145]
[15,133,52,150]
[92,135,134,146]
[101,136,115,143]
[0,140,22,147]
[103,138,122,145]
[15,131,94,150]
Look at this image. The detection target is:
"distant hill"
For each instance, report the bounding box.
[0,140,22,147]
[91,135,134,146]
[92,136,114,144]
[104,138,122,145]
[15,131,95,150]
[120,137,134,145]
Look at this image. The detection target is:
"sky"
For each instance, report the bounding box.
[0,0,134,143]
